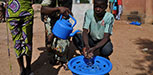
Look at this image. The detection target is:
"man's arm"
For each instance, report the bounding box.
[41,6,59,15]
[41,0,71,15]
[41,6,71,15]
[87,33,111,58]
[83,28,90,49]
[92,33,111,51]
[82,28,89,57]
[82,10,92,57]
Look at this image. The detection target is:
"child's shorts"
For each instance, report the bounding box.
[51,37,70,62]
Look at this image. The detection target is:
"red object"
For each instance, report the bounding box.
[117,0,122,5]
[113,10,117,15]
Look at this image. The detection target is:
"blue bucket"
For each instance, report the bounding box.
[68,56,112,75]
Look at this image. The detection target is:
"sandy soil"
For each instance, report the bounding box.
[0,4,153,75]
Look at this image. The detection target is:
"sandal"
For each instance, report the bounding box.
[63,63,69,71]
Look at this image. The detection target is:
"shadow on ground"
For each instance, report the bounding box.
[31,50,61,75]
[31,41,80,75]
[134,38,153,75]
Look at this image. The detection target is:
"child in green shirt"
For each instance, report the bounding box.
[73,0,114,60]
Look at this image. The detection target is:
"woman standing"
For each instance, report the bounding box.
[6,0,34,75]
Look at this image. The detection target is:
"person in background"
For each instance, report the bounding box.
[41,0,73,69]
[109,0,118,18]
[6,0,34,75]
[116,0,123,20]
[0,1,6,22]
[73,0,114,64]
[109,0,114,13]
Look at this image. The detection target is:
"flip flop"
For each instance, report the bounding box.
[63,63,69,71]
[130,21,136,25]
[135,21,141,26]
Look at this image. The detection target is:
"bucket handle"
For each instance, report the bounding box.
[59,14,77,28]
[69,14,77,27]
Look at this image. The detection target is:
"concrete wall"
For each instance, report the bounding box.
[122,0,153,24]
[122,0,146,15]
[72,4,93,30]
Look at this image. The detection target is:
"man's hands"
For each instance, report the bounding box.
[87,48,94,58]
[83,46,95,59]
[83,47,87,57]
[58,7,71,16]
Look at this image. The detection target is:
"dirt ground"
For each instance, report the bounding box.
[0,5,153,75]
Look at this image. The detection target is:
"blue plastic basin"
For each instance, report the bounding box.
[68,56,112,75]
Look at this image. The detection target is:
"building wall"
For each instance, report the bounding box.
[152,1,153,15]
[72,4,93,30]
[122,0,153,24]
[122,0,146,15]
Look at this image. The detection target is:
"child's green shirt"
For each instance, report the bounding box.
[83,9,114,41]
[109,0,114,3]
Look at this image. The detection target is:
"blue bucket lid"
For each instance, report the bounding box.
[68,56,112,75]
